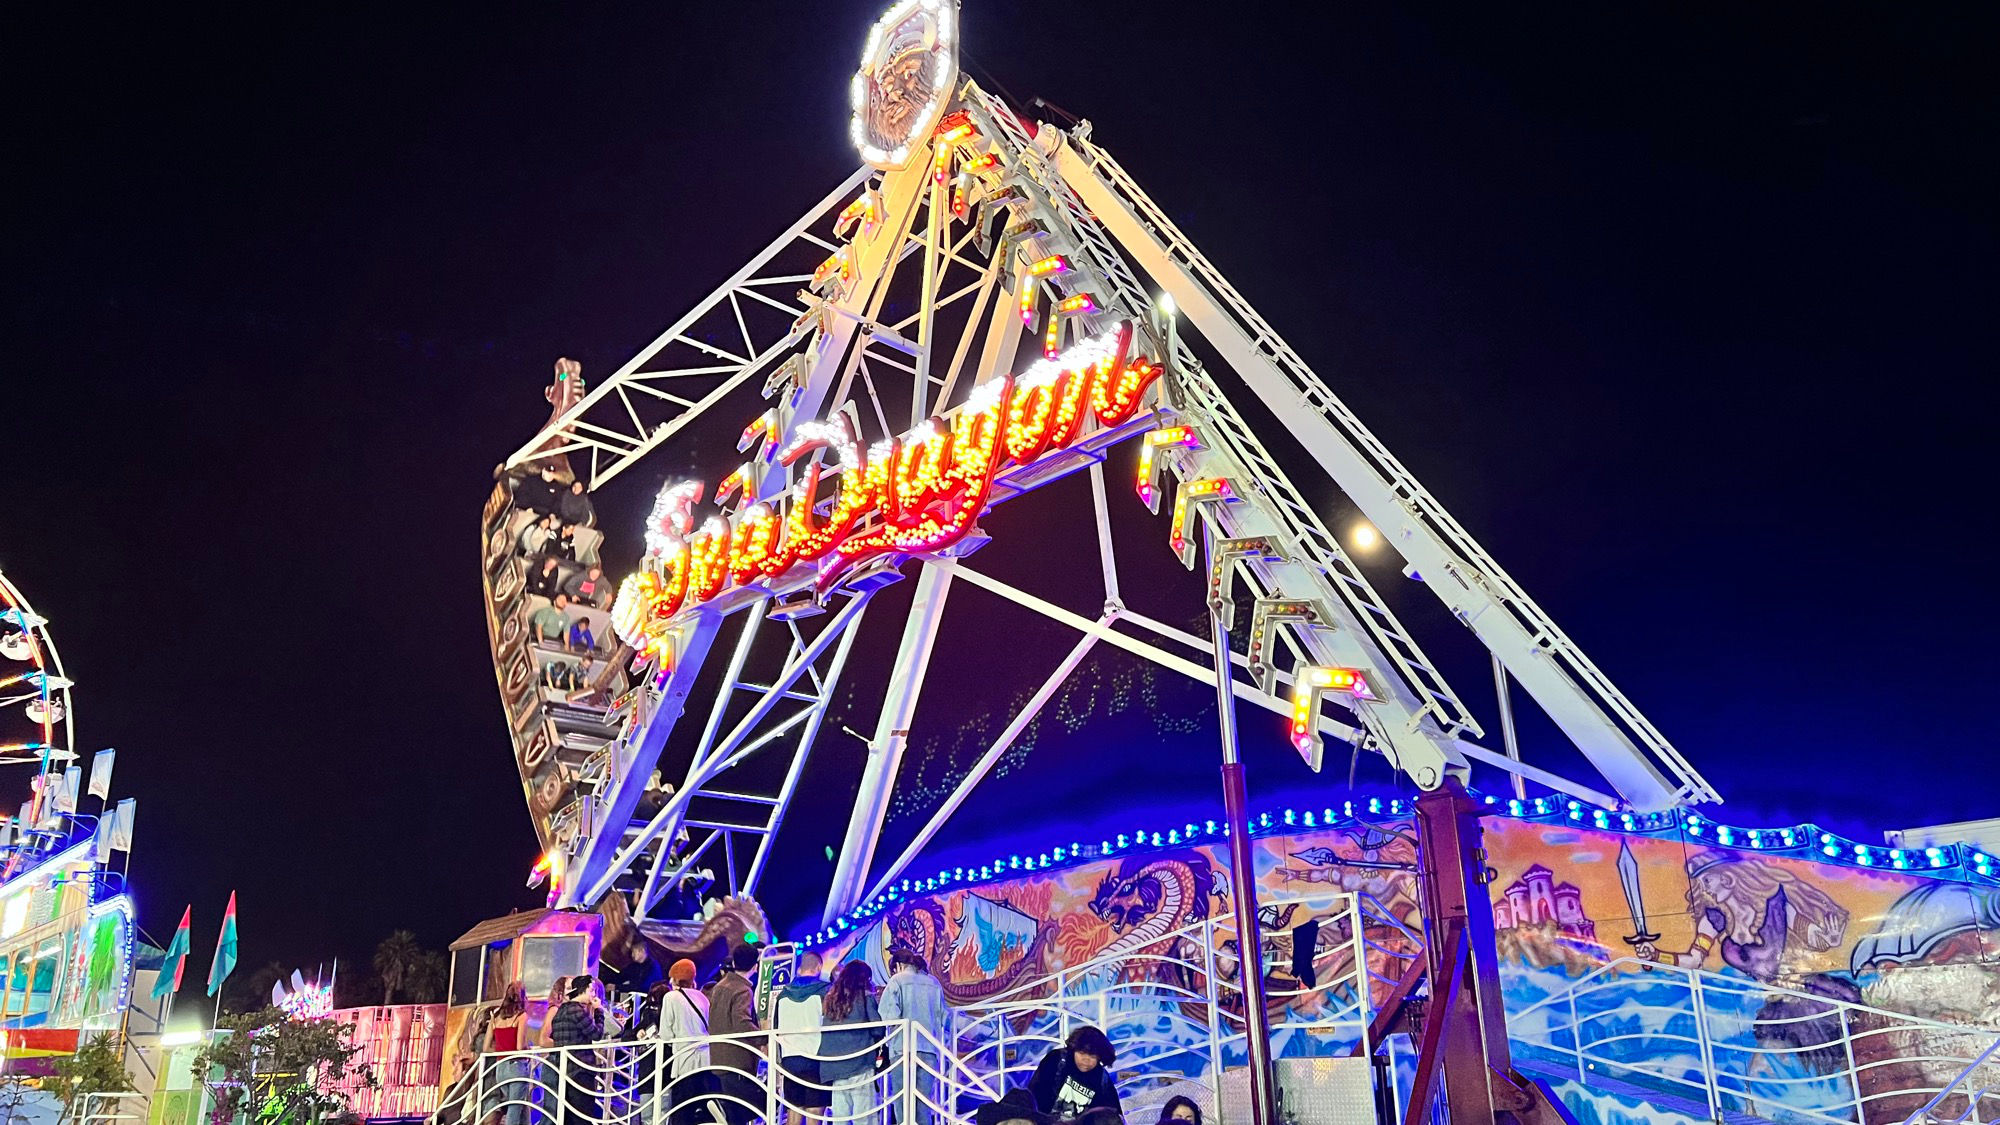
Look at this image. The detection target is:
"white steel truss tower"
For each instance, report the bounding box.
[483,33,1717,929]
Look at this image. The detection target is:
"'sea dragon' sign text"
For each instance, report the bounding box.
[612,323,1159,657]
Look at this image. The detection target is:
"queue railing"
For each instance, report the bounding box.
[1507,955,2000,1125]
[430,1019,997,1125]
[949,892,1384,1119]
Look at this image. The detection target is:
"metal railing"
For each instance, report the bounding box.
[950,892,1387,1119]
[433,1020,997,1125]
[1903,1037,2000,1125]
[1508,956,2000,1125]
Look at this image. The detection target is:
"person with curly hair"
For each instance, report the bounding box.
[1027,1026,1121,1119]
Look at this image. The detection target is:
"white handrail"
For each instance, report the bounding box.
[1511,955,2000,1125]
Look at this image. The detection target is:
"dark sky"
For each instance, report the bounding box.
[7,2,1995,979]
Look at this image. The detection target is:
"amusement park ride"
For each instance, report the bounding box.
[0,569,140,1069]
[475,2,1738,1121]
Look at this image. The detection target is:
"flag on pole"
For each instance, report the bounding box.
[206,892,238,997]
[93,812,112,862]
[87,749,116,801]
[110,799,135,853]
[54,766,80,815]
[154,907,192,1001]
[0,819,12,848]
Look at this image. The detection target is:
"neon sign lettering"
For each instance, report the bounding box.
[612,323,1160,657]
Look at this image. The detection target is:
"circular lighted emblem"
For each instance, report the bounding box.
[849,0,958,170]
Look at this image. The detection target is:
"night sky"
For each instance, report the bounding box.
[7,2,1995,981]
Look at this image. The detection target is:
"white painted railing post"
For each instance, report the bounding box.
[1203,914,1224,1118]
[474,1051,489,1125]
[902,1027,917,1125]
[1568,990,1585,1084]
[1686,973,1724,1123]
[1837,1006,1863,1120]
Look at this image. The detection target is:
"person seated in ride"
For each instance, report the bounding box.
[563,563,612,609]
[1153,1097,1201,1125]
[527,556,564,599]
[528,595,571,646]
[560,478,596,527]
[553,522,583,562]
[514,464,562,515]
[1028,1026,1121,1119]
[519,512,560,556]
[567,614,595,654]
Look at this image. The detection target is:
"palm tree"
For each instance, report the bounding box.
[408,949,448,1003]
[372,931,424,1006]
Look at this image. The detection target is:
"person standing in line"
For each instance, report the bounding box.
[482,983,530,1125]
[547,977,607,1124]
[818,961,884,1125]
[774,953,832,1125]
[626,981,671,1125]
[706,946,764,1125]
[1026,1026,1121,1120]
[877,948,947,1125]
[657,959,718,1125]
[538,977,570,1047]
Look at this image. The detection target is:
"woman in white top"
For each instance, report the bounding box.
[657,959,718,1125]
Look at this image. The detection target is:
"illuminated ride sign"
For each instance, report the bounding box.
[611,323,1160,659]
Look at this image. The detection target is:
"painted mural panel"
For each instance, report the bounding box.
[808,804,1998,1123]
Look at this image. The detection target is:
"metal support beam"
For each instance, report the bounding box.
[825,562,954,923]
[1494,654,1527,801]
[580,595,871,908]
[562,618,720,907]
[863,627,1102,903]
[1210,529,1278,1125]
[1407,779,1578,1125]
[746,606,869,894]
[1057,136,1714,812]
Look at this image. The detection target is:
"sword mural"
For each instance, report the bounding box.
[1617,839,1659,946]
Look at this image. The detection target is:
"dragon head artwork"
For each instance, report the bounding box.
[1088,854,1217,954]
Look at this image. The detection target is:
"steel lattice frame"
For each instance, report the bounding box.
[504,75,1717,925]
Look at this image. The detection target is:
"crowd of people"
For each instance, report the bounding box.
[457,942,1204,1125]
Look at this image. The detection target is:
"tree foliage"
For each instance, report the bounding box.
[407,949,447,1003]
[191,1007,371,1125]
[45,1032,131,1121]
[371,931,424,1006]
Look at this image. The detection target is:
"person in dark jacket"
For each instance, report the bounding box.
[706,945,764,1125]
[515,466,561,515]
[1154,1096,1201,1125]
[527,556,564,599]
[1028,1026,1121,1119]
[559,479,596,527]
[547,976,606,1123]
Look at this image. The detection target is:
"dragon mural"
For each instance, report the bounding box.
[1088,852,1221,959]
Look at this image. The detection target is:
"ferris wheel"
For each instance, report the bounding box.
[0,568,74,780]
